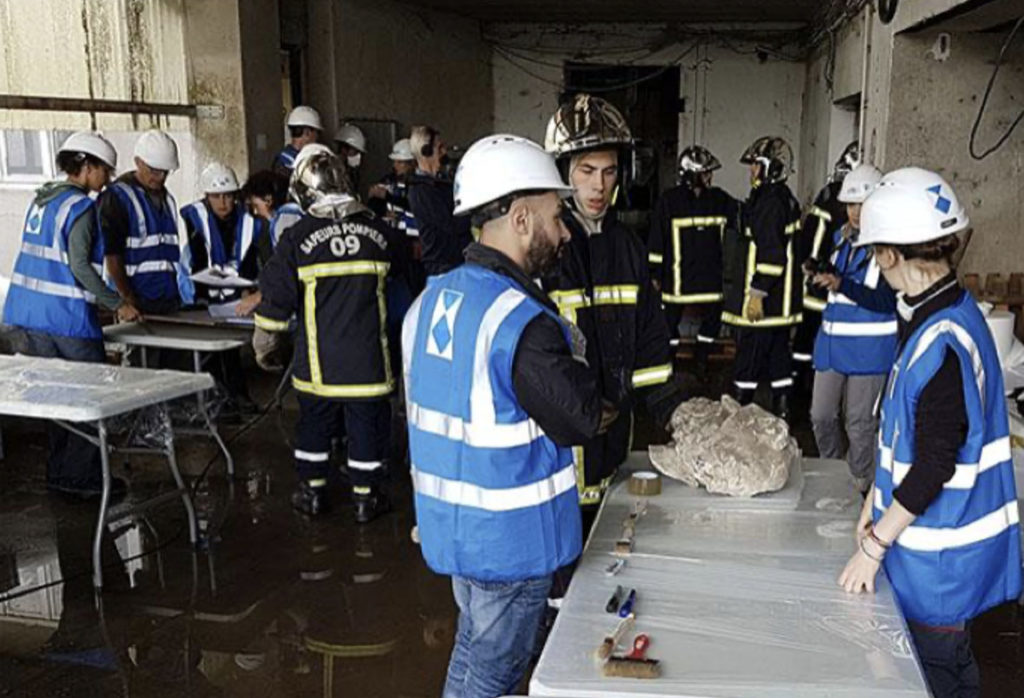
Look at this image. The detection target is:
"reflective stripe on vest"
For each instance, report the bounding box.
[111,181,179,302]
[873,292,1022,625]
[3,187,104,339]
[270,202,303,247]
[179,201,258,303]
[404,264,582,581]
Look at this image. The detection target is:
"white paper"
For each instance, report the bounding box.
[208,301,256,327]
[190,267,256,289]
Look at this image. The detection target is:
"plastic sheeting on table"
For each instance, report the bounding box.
[649,452,806,512]
[530,456,929,698]
[0,355,213,422]
[104,320,251,352]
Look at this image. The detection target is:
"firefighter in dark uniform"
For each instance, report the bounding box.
[648,146,739,379]
[792,140,857,390]
[542,94,684,519]
[253,144,396,524]
[722,136,803,419]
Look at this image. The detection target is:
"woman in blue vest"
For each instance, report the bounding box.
[3,131,140,497]
[838,168,1021,698]
[807,164,897,495]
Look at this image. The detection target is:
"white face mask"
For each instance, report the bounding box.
[347,153,362,168]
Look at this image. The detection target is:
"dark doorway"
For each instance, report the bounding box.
[562,63,682,237]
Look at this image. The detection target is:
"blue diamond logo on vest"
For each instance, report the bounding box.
[926,184,951,214]
[426,288,464,360]
[26,205,43,235]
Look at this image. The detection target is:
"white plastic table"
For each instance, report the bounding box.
[0,354,213,589]
[104,317,253,476]
[529,455,930,697]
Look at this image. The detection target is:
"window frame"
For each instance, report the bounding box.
[0,129,60,188]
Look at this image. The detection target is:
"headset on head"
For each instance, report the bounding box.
[421,127,438,158]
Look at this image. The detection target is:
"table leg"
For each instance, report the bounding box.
[193,350,235,477]
[93,419,111,590]
[162,409,198,546]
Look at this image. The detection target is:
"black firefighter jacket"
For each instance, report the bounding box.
[542,209,683,506]
[647,185,740,305]
[255,209,397,400]
[798,180,848,314]
[406,172,472,276]
[722,182,803,329]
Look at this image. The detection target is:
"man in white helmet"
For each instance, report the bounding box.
[3,131,139,498]
[99,129,182,315]
[273,105,323,177]
[254,145,399,524]
[542,94,683,523]
[837,168,1020,698]
[804,163,896,496]
[334,122,366,192]
[404,134,604,698]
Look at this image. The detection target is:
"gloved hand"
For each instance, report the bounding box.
[252,328,285,372]
[744,295,765,322]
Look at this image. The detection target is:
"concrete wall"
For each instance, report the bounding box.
[884,29,1024,275]
[489,23,806,199]
[306,0,494,151]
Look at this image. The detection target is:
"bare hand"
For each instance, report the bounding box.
[236,291,262,317]
[855,503,873,545]
[813,273,841,292]
[117,303,143,323]
[598,400,619,434]
[838,547,882,594]
[368,184,388,200]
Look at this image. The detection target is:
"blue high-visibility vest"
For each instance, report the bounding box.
[269,202,303,248]
[178,201,261,304]
[106,181,180,303]
[403,263,582,582]
[813,228,897,375]
[874,290,1022,626]
[273,145,299,173]
[4,186,105,340]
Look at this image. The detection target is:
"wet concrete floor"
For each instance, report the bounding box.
[0,356,1020,697]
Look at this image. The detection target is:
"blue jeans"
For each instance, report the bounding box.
[443,574,553,698]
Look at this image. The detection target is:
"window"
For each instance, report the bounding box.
[0,129,67,185]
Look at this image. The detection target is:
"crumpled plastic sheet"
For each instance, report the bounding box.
[650,396,797,497]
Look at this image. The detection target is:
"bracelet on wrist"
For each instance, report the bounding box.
[859,537,885,563]
[867,527,891,550]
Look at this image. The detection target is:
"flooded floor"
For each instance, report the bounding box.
[0,357,1021,697]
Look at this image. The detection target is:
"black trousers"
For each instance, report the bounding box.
[908,621,979,698]
[792,311,821,366]
[733,326,793,396]
[17,330,105,485]
[663,303,722,346]
[294,395,390,490]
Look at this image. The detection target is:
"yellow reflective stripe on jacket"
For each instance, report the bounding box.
[721,311,802,327]
[648,252,664,265]
[803,295,827,312]
[573,443,613,507]
[550,285,639,323]
[632,363,672,388]
[254,313,289,332]
[755,263,784,276]
[672,215,728,228]
[810,216,828,259]
[298,260,391,279]
[292,376,394,398]
[784,221,800,235]
[298,258,392,398]
[662,291,723,304]
[808,205,832,223]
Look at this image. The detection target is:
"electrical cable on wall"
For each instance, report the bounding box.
[968,16,1024,161]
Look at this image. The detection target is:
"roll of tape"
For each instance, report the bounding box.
[628,471,662,496]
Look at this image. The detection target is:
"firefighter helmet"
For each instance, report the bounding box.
[740,136,793,184]
[544,94,633,159]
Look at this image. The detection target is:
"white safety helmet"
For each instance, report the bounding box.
[133,130,179,171]
[59,131,117,169]
[334,123,366,153]
[838,163,883,204]
[856,167,970,248]
[200,162,239,194]
[453,134,573,216]
[286,105,323,131]
[389,138,415,161]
